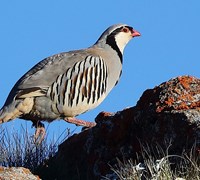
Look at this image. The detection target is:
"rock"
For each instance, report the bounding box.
[35,75,200,179]
[137,75,200,112]
[0,166,40,180]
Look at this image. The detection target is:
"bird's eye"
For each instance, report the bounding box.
[122,27,129,33]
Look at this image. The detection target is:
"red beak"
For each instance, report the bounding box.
[131,29,141,37]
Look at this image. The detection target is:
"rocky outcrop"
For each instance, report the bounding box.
[35,75,200,179]
[0,166,40,180]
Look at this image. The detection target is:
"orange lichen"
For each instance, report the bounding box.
[158,76,200,111]
[178,76,194,90]
[178,94,194,102]
[190,101,200,108]
[177,102,190,110]
[164,97,175,106]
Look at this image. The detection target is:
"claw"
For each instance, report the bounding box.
[64,117,96,128]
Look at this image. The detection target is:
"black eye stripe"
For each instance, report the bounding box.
[111,26,133,35]
[106,27,123,63]
[125,26,133,31]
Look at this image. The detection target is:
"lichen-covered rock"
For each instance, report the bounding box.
[137,75,200,112]
[0,166,40,180]
[36,75,200,180]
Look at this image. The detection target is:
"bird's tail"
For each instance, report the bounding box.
[0,100,22,123]
[0,98,34,124]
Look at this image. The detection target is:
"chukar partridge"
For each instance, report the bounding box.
[0,24,140,143]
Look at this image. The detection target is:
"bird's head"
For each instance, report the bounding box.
[94,24,140,59]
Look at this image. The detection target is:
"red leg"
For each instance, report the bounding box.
[34,126,46,144]
[32,121,46,144]
[64,117,96,127]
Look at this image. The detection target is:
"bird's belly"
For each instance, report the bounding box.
[54,94,107,117]
[22,97,60,121]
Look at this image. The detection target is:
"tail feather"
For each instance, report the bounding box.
[0,98,34,123]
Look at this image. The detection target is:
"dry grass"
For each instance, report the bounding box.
[104,143,200,180]
[0,124,71,172]
[0,125,199,179]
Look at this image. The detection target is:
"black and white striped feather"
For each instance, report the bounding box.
[47,55,108,115]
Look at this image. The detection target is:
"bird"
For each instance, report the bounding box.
[0,23,140,143]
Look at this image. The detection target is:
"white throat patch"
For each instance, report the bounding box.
[114,32,132,54]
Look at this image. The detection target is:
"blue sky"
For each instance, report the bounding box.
[0,1,200,142]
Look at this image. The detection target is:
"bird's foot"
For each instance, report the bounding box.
[32,121,46,144]
[64,117,96,128]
